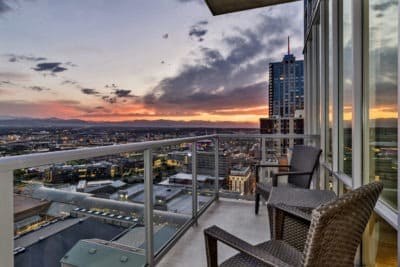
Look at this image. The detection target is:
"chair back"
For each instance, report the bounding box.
[302,181,383,267]
[288,145,322,188]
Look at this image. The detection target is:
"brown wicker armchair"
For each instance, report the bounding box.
[255,145,322,214]
[204,181,383,267]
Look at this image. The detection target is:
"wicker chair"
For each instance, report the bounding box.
[204,181,383,267]
[255,145,322,214]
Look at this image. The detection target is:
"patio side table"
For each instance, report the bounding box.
[267,187,337,251]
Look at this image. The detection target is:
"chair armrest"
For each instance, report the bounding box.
[255,164,290,183]
[271,171,312,186]
[204,225,292,267]
[272,171,312,177]
[256,164,291,168]
[274,203,312,222]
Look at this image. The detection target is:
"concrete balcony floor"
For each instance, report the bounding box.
[158,198,270,267]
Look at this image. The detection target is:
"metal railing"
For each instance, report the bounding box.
[0,133,319,266]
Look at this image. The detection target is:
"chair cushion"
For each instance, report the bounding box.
[220,240,302,267]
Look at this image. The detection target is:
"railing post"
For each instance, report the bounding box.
[144,149,154,267]
[315,135,321,189]
[261,137,266,163]
[214,137,219,200]
[0,171,13,267]
[192,142,198,224]
[259,137,267,185]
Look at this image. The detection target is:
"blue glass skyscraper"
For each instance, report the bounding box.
[268,38,304,118]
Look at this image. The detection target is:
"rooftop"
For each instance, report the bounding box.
[15,217,127,267]
[14,194,49,214]
[61,239,145,267]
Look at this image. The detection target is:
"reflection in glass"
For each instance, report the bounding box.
[341,0,353,176]
[363,213,397,266]
[365,0,398,210]
[327,0,334,163]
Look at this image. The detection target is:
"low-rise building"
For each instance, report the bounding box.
[228,165,252,195]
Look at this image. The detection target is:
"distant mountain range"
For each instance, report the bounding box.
[0,116,396,129]
[0,117,258,128]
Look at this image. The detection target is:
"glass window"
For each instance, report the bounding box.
[364,0,398,210]
[326,0,334,164]
[340,0,353,176]
[363,213,397,266]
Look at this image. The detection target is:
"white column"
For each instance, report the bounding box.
[352,0,364,189]
[0,171,13,267]
[144,149,154,266]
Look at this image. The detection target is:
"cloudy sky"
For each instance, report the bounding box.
[0,0,304,125]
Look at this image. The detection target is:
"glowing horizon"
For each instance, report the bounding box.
[0,1,306,127]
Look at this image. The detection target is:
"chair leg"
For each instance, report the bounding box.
[205,233,218,267]
[255,193,260,215]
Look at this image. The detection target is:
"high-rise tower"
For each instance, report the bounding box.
[268,37,304,118]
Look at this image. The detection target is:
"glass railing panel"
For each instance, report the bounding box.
[216,135,319,200]
[217,136,261,200]
[13,153,148,267]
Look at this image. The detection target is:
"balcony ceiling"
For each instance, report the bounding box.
[205,0,300,15]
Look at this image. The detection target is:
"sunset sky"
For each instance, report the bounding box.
[0,0,305,126]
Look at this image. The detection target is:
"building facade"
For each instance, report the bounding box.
[269,46,304,118]
[304,0,398,265]
[228,166,252,195]
[187,151,230,177]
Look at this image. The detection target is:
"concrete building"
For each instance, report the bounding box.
[166,172,225,188]
[260,110,304,154]
[228,165,252,195]
[187,151,230,177]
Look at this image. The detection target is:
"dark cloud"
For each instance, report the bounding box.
[65,62,77,67]
[6,54,47,63]
[102,96,117,104]
[0,0,11,14]
[113,89,136,98]
[61,79,78,86]
[30,86,51,92]
[0,80,11,86]
[81,88,100,95]
[372,1,396,11]
[189,20,208,42]
[33,62,67,74]
[145,82,266,113]
[142,9,302,115]
[105,83,117,89]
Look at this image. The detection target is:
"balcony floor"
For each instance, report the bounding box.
[158,198,270,267]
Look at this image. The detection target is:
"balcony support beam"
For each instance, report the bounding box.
[144,149,154,267]
[214,138,219,200]
[192,142,198,224]
[0,171,13,267]
[352,0,363,189]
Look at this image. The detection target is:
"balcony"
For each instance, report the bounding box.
[1,133,320,267]
[157,198,270,267]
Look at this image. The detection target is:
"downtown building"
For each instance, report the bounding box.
[268,43,304,118]
[261,41,305,155]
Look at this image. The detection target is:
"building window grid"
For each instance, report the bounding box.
[308,0,398,264]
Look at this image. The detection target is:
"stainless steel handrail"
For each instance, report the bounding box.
[0,133,320,266]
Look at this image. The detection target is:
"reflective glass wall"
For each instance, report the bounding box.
[326,0,334,164]
[305,0,398,265]
[364,0,398,210]
[340,0,353,177]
